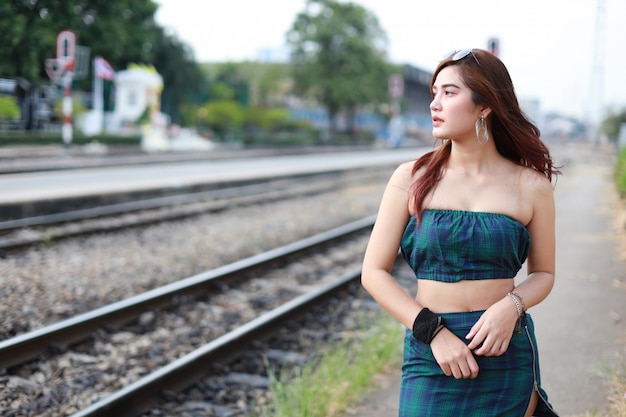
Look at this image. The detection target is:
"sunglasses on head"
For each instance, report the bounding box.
[440,48,480,65]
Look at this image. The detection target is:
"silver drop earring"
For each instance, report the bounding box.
[475,115,489,145]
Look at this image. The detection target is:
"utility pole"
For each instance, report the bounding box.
[590,0,606,142]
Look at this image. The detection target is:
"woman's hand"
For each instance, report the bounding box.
[430,328,480,379]
[465,297,519,356]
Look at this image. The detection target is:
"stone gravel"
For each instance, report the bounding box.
[0,170,392,417]
[0,176,390,341]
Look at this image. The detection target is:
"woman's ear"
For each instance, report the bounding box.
[481,107,492,119]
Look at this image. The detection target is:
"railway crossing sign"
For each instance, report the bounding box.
[45,31,76,83]
[44,59,66,84]
[56,30,76,67]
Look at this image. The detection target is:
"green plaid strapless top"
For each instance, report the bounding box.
[400,209,530,282]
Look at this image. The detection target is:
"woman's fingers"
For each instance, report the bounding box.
[473,334,511,356]
[465,319,481,341]
[432,330,480,379]
[446,357,479,379]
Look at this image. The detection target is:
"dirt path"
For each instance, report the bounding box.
[534,142,626,416]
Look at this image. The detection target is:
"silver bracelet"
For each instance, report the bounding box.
[506,292,523,318]
[511,291,526,313]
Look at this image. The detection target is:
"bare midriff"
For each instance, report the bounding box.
[416,278,515,313]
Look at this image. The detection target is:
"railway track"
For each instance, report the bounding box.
[74,269,365,417]
[0,168,388,253]
[0,216,382,417]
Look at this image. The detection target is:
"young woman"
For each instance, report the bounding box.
[361,49,560,416]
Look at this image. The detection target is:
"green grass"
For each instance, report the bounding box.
[607,361,626,416]
[613,147,626,416]
[255,313,403,417]
[591,360,626,417]
[617,147,626,196]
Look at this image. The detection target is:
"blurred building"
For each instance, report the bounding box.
[0,77,56,130]
[401,64,433,140]
[288,63,433,137]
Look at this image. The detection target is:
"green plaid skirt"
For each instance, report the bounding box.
[400,311,559,417]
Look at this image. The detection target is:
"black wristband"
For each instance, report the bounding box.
[412,307,445,344]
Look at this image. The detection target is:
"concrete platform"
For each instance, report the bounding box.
[0,146,426,219]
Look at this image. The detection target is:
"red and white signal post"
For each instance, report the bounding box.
[46,30,76,148]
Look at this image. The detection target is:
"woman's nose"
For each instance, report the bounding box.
[430,97,439,111]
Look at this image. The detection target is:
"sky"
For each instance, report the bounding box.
[154,0,626,121]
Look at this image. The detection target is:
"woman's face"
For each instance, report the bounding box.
[430,65,483,141]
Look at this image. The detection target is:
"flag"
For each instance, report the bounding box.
[94,56,115,80]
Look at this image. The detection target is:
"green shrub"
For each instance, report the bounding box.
[245,107,292,132]
[0,96,20,121]
[53,97,87,119]
[199,100,245,137]
[0,131,141,146]
[617,147,626,196]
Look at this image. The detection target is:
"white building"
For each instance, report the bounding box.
[111,65,163,129]
[79,65,164,136]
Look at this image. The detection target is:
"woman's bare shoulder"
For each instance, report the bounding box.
[518,165,554,199]
[389,160,417,182]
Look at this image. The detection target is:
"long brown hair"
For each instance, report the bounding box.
[411,49,560,221]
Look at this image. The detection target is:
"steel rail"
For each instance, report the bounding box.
[0,169,385,253]
[0,215,375,369]
[0,173,347,231]
[0,178,351,252]
[70,267,362,417]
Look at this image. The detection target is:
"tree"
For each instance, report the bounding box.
[0,0,160,83]
[235,62,291,107]
[203,62,250,105]
[0,1,57,82]
[151,27,205,124]
[286,0,391,135]
[601,107,626,143]
[202,61,291,108]
[0,0,206,128]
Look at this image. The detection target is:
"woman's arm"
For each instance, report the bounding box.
[361,162,420,329]
[362,162,480,379]
[467,172,556,356]
[509,173,557,309]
